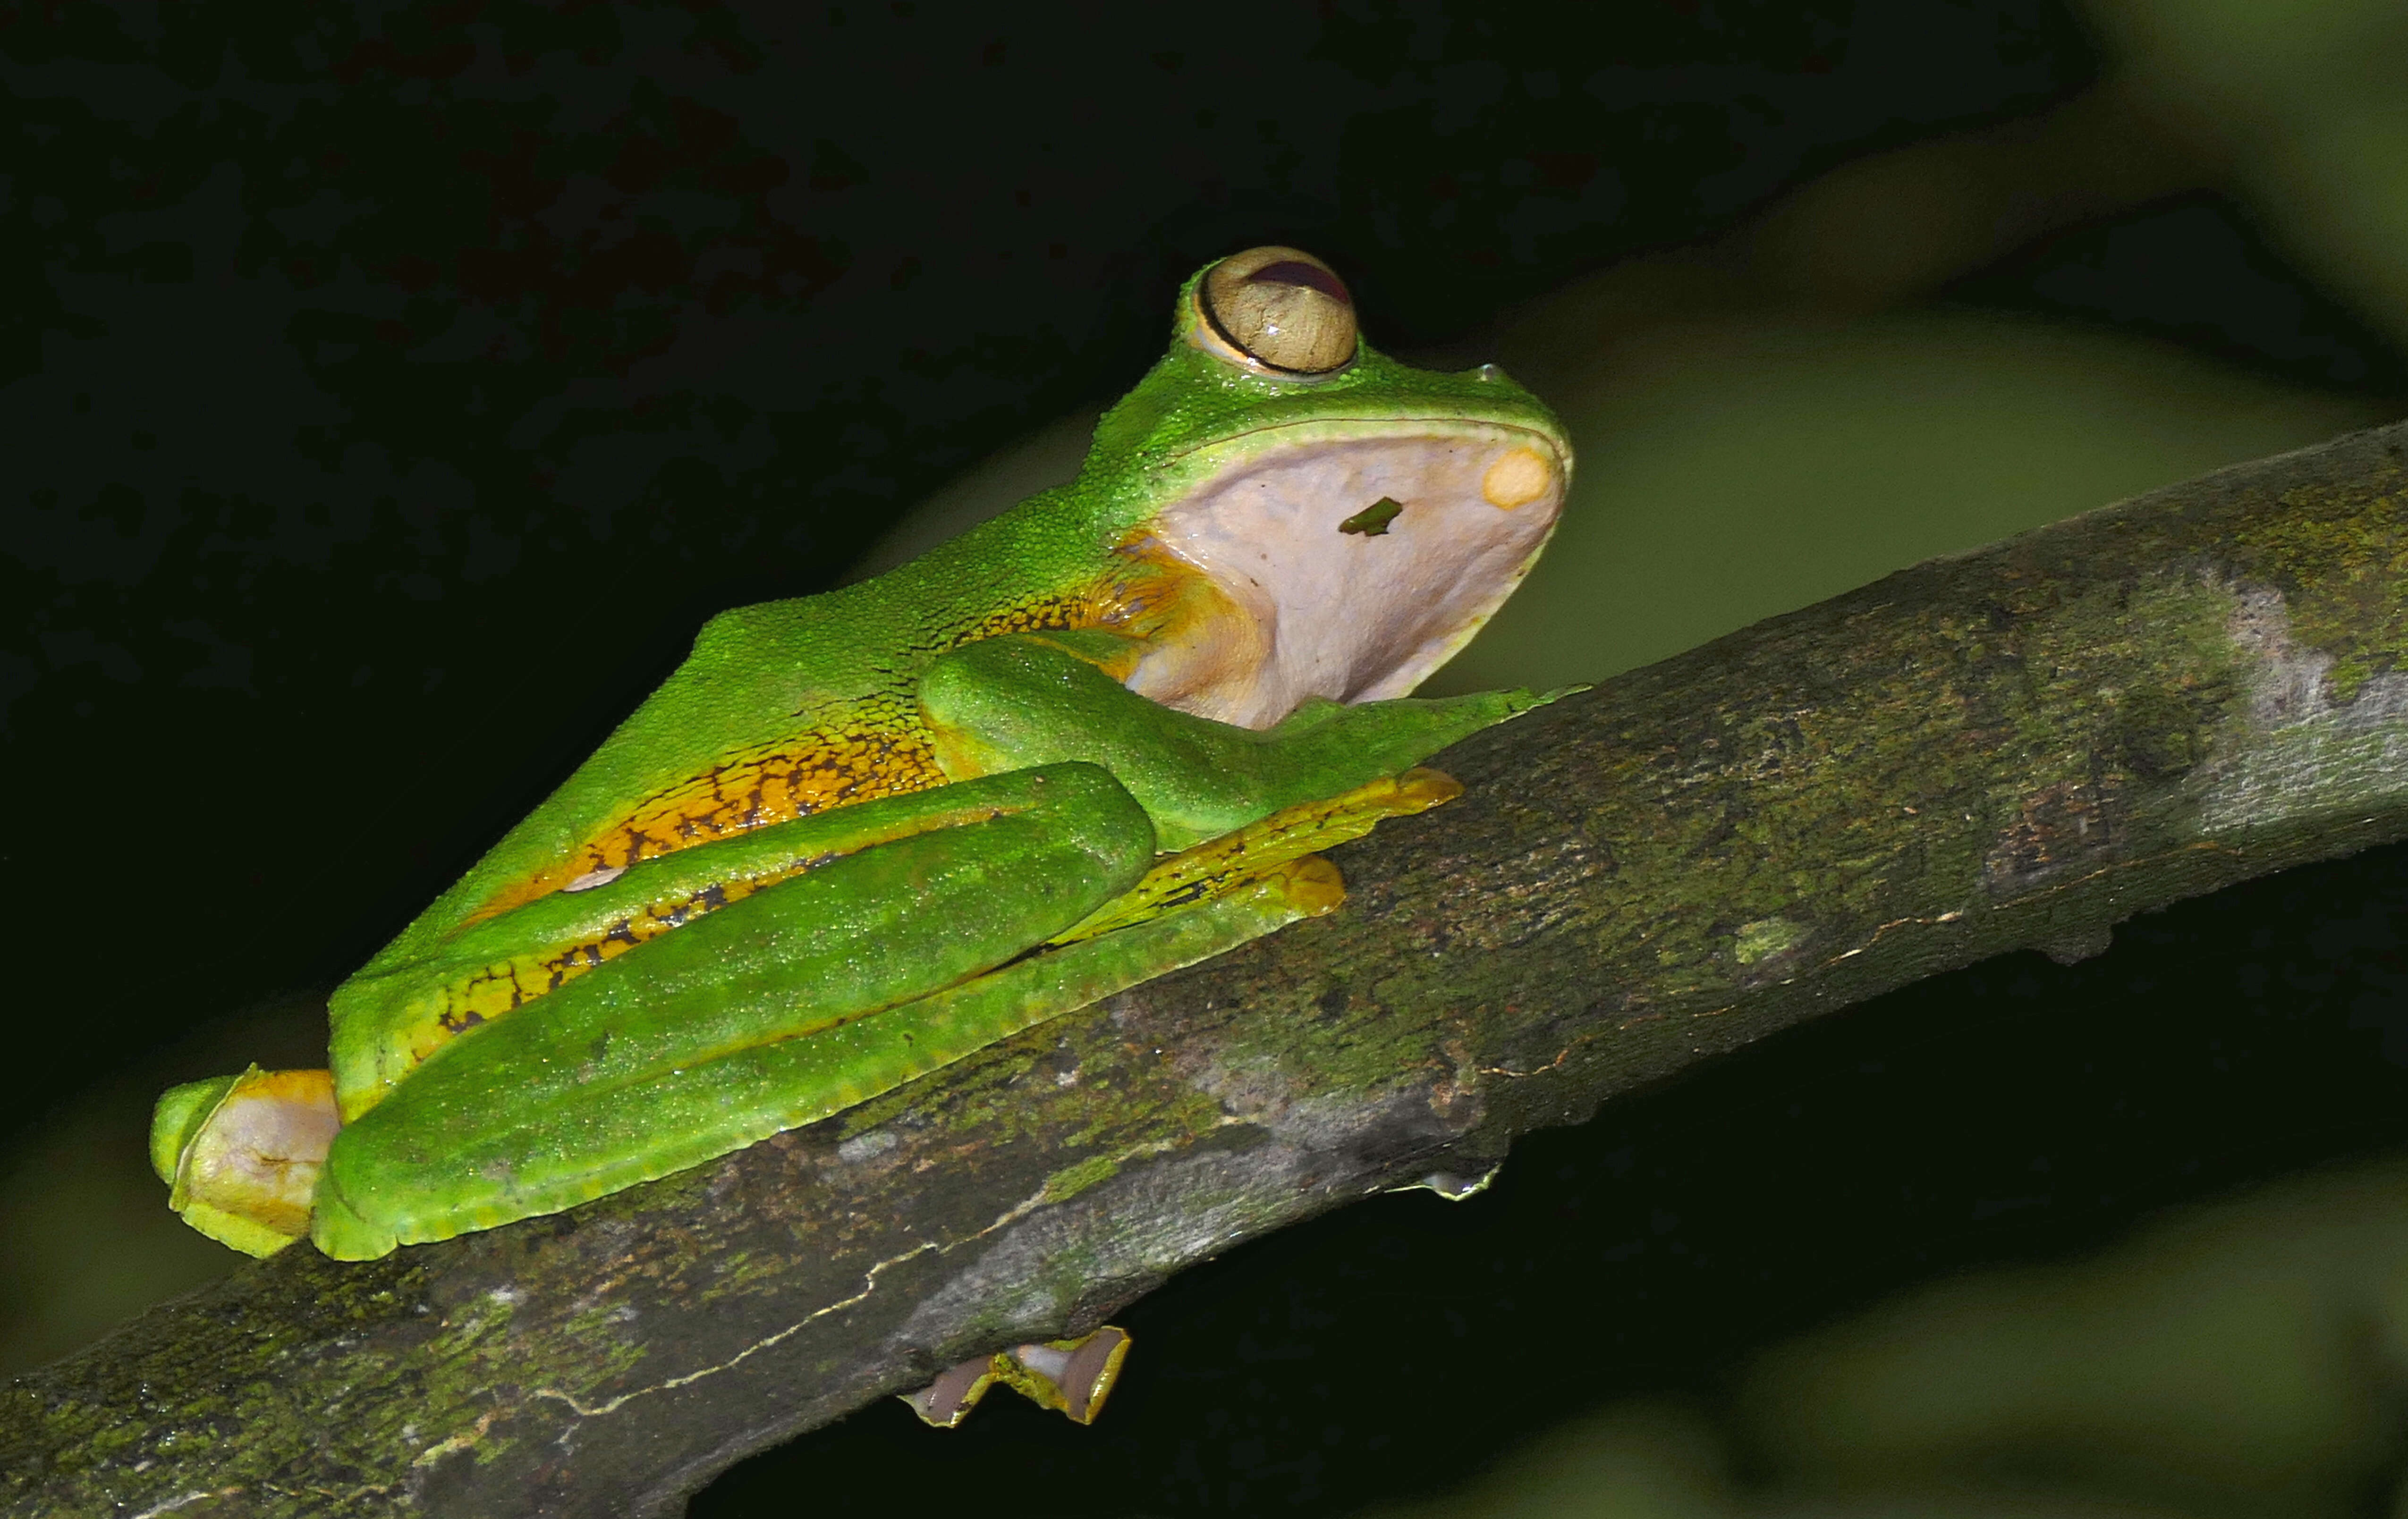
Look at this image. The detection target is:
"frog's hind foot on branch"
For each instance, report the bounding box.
[900,1327,1134,1428]
[150,1065,339,1257]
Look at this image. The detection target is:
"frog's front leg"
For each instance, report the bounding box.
[920,629,1558,849]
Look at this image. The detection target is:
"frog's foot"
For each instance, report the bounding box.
[1047,765,1461,946]
[900,1326,1133,1428]
[150,1066,340,1257]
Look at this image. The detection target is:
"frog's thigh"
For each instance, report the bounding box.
[311,762,1158,1259]
[339,761,1166,1114]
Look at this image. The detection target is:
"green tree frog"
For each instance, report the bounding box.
[151,246,1574,1266]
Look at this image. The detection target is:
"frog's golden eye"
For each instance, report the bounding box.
[1197,245,1358,376]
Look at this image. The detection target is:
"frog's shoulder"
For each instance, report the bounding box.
[689,587,852,661]
[661,586,918,708]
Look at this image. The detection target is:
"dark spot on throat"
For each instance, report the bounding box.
[1339,497,1403,536]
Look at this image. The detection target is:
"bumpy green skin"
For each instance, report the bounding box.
[352,281,1565,973]
[266,266,1573,1258]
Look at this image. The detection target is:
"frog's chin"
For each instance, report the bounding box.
[1123,420,1567,729]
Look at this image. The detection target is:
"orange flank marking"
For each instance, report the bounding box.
[364,561,1293,1088]
[464,725,950,926]
[460,583,1159,930]
[605,727,947,863]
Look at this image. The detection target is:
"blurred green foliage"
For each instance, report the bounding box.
[1434,309,2383,696]
[1357,1156,2408,1518]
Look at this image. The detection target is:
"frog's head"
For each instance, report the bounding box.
[1079,247,1574,728]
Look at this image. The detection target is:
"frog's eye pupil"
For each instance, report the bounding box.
[1200,245,1359,376]
[1245,259,1350,307]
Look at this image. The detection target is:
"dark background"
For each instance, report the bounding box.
[6,3,2408,1514]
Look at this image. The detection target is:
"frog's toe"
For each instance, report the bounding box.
[899,1326,1133,1428]
[306,1169,401,1261]
[1004,1327,1133,1424]
[153,1065,339,1257]
[898,1356,999,1430]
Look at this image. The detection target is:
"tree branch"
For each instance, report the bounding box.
[9,421,2408,1518]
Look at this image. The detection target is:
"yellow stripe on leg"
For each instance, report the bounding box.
[1046,767,1453,946]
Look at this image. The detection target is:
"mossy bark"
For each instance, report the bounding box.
[8,422,2408,1518]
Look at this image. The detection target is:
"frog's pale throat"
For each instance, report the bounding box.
[1126,421,1566,729]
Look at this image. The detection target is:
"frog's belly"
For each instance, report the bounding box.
[1126,421,1567,728]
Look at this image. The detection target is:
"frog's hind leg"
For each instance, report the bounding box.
[152,757,1401,1260]
[330,759,1163,1121]
[311,852,1337,1258]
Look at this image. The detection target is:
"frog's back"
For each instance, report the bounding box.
[378,495,1125,959]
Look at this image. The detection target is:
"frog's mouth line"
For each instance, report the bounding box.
[1159,415,1565,464]
[1125,420,1569,729]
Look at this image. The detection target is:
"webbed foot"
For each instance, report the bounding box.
[900,1326,1133,1428]
[151,1066,339,1257]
